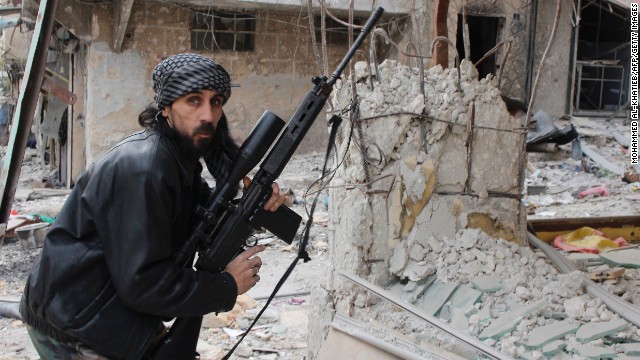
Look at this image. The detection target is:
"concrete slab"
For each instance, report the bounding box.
[479,300,547,340]
[576,318,629,342]
[419,281,459,316]
[519,320,579,349]
[600,248,640,268]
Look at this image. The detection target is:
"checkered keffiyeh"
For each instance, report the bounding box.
[153,53,231,108]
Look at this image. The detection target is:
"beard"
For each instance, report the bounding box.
[172,123,217,159]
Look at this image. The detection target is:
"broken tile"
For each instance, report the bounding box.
[448,284,483,313]
[418,281,458,316]
[619,342,640,356]
[402,276,434,303]
[600,248,640,268]
[576,318,629,342]
[542,340,567,356]
[572,344,617,359]
[519,320,580,349]
[450,307,469,333]
[479,300,547,340]
[471,275,503,292]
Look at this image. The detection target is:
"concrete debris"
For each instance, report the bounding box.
[517,319,580,349]
[600,248,640,268]
[575,318,629,342]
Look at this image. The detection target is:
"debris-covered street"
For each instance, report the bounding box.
[0,0,638,359]
[1,113,639,359]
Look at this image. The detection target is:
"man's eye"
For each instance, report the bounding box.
[188,98,200,105]
[212,97,223,106]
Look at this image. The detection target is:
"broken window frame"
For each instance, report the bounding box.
[190,10,256,52]
[314,15,366,46]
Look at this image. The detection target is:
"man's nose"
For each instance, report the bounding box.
[201,103,218,123]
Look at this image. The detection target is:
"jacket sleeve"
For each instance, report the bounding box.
[83,146,237,317]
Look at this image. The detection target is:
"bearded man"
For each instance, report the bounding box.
[20,53,284,359]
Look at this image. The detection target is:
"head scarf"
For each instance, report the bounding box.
[152,53,231,108]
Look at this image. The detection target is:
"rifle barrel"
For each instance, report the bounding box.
[328,6,385,86]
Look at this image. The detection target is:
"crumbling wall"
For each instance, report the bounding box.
[307,59,526,357]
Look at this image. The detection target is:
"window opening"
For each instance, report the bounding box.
[191,10,256,52]
[573,0,630,115]
[314,16,365,46]
[456,14,501,80]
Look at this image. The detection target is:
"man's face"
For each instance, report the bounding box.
[161,89,224,155]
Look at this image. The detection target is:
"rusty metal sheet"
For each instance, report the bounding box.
[41,76,77,105]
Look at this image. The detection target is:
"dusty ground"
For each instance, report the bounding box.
[0,116,638,359]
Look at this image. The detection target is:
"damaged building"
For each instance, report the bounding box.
[0,0,637,359]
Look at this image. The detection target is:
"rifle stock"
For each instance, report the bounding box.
[153,7,384,358]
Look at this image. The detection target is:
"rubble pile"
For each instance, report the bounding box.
[386,228,640,359]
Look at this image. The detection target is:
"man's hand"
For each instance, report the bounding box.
[224,245,265,295]
[242,176,286,211]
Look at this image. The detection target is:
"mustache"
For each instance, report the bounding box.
[193,123,216,135]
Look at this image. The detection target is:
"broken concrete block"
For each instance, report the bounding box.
[471,275,503,293]
[575,318,629,342]
[620,342,640,356]
[571,344,616,359]
[479,300,547,340]
[518,320,579,349]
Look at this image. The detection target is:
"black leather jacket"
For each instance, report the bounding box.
[20,127,238,359]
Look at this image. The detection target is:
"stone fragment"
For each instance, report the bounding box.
[575,318,629,342]
[389,241,408,275]
[471,275,503,292]
[518,320,579,349]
